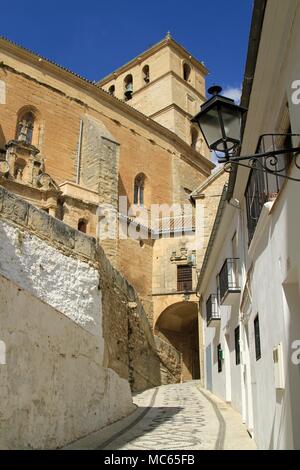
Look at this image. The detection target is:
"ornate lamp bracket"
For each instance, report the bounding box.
[220,134,300,182]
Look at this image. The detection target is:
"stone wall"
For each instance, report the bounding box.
[0,186,169,447]
[80,116,119,208]
[155,335,182,384]
[0,274,134,449]
[0,186,165,389]
[193,169,229,269]
[99,241,161,392]
[117,237,154,322]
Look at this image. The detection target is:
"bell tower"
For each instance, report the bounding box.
[98,34,209,157]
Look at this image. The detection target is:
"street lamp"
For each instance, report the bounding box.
[192,86,300,181]
[192,85,247,159]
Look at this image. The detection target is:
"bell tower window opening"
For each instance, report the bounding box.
[134,173,145,206]
[183,63,191,82]
[142,65,150,84]
[108,85,115,96]
[124,75,133,101]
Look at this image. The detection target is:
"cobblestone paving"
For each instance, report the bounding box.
[104,382,225,450]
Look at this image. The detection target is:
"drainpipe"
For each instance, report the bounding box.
[76,119,83,185]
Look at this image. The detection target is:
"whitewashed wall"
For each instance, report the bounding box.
[0,219,102,337]
[0,214,134,449]
[202,210,243,414]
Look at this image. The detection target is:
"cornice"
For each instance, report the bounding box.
[149,102,203,121]
[129,70,206,102]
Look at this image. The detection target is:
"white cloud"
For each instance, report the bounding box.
[223,86,242,104]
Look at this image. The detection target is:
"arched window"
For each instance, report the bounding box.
[191,127,199,149]
[124,74,133,100]
[16,111,35,144]
[108,85,115,96]
[142,65,150,84]
[78,218,88,233]
[183,63,191,82]
[134,173,145,206]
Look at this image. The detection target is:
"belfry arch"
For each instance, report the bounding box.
[154,300,200,382]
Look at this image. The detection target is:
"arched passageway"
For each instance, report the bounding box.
[155,301,200,382]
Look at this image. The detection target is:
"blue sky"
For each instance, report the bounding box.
[1,0,253,100]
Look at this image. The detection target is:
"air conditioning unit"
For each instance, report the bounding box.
[273,342,285,390]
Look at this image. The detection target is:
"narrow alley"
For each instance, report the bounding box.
[65,382,256,451]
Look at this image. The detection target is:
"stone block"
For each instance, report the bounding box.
[50,218,75,249]
[2,191,28,226]
[28,205,51,237]
[74,231,96,259]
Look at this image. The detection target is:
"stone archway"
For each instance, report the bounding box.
[155,301,200,382]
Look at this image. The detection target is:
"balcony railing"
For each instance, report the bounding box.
[245,133,297,245]
[218,258,240,303]
[206,294,220,326]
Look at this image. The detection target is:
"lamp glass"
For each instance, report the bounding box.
[198,107,222,148]
[221,104,242,145]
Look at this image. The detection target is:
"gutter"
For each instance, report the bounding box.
[226,0,268,201]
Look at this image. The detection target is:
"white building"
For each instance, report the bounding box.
[196,0,300,450]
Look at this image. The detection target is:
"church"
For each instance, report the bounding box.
[0,33,226,448]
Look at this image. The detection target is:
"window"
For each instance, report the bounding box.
[134,173,145,205]
[235,326,240,365]
[191,127,198,149]
[16,111,35,144]
[217,344,223,373]
[142,65,150,84]
[124,74,133,100]
[108,85,115,96]
[177,265,192,292]
[218,258,240,302]
[78,219,87,233]
[206,294,220,325]
[183,63,191,82]
[254,315,261,361]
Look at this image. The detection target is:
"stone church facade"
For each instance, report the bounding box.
[0,33,227,447]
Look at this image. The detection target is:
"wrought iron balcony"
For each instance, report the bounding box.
[245,133,299,245]
[206,294,220,326]
[218,258,241,304]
